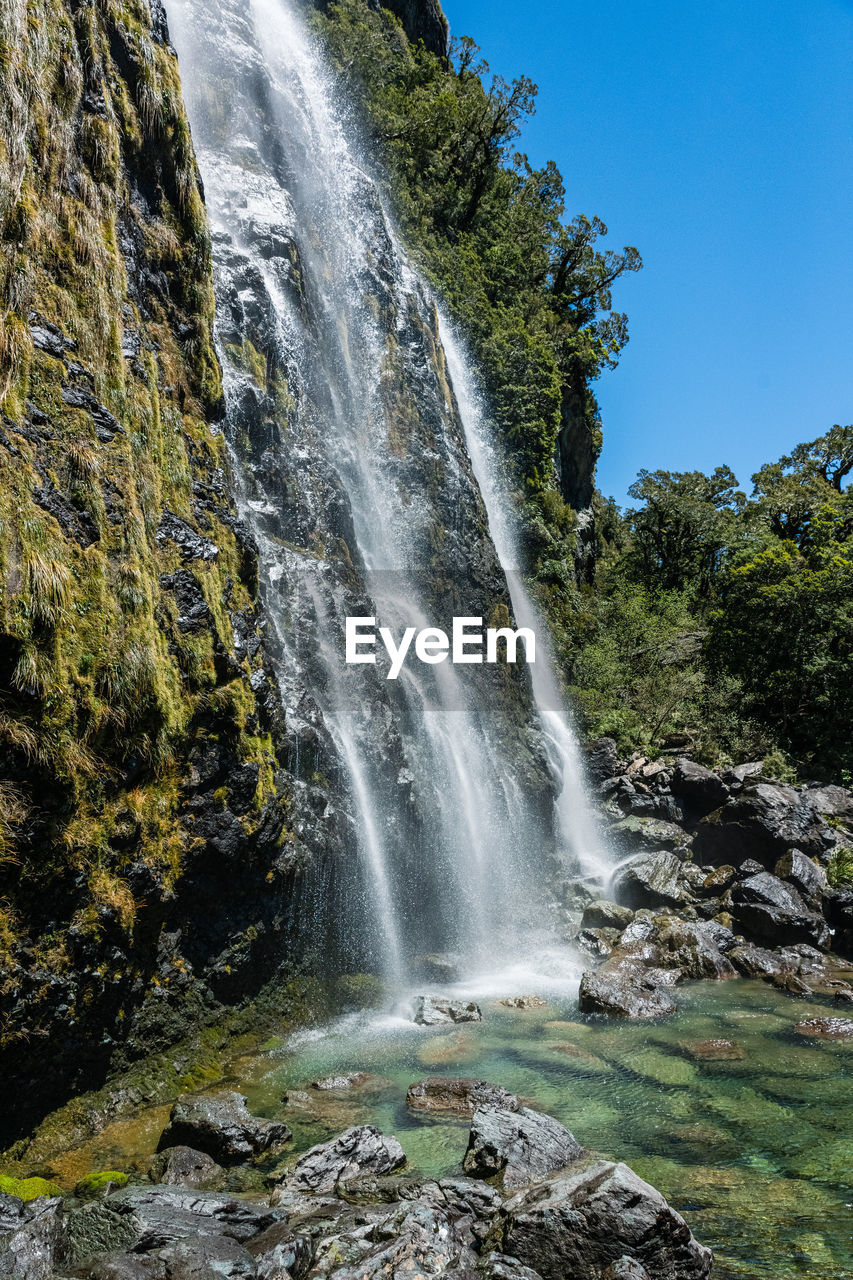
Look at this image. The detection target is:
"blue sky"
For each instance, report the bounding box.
[443,0,853,506]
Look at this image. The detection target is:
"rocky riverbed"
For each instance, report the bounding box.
[570,740,853,1017]
[2,1082,711,1280]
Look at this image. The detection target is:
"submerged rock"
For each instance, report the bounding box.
[156,1092,291,1164]
[795,1017,853,1040]
[413,996,483,1025]
[502,1158,712,1279]
[498,995,547,1010]
[406,1077,520,1115]
[463,1105,583,1189]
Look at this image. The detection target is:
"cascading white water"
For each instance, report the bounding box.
[439,318,612,885]
[166,0,611,989]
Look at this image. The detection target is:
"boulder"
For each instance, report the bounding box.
[285,1125,406,1193]
[581,900,635,931]
[731,872,831,950]
[612,851,689,910]
[156,1092,291,1164]
[694,783,832,866]
[0,1193,64,1280]
[671,760,728,814]
[62,1187,285,1272]
[700,865,737,894]
[413,996,482,1025]
[774,849,828,905]
[148,1145,224,1190]
[578,962,678,1020]
[728,943,791,981]
[588,737,625,781]
[246,1221,312,1280]
[406,1077,520,1115]
[806,784,853,822]
[502,1158,712,1279]
[156,1235,257,1278]
[651,918,736,980]
[605,1261,652,1280]
[611,817,690,853]
[463,1105,583,1189]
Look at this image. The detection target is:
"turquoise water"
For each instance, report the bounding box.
[229,979,853,1280]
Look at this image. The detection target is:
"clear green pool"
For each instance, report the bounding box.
[231,977,853,1280]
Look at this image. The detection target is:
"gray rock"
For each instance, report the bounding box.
[246,1221,312,1280]
[503,1158,712,1280]
[157,1234,257,1278]
[286,1126,406,1193]
[149,1145,225,1190]
[480,1251,545,1280]
[413,995,482,1025]
[0,1194,64,1280]
[671,759,728,814]
[651,918,736,980]
[157,510,219,562]
[64,1187,286,1269]
[694,782,832,866]
[731,871,831,950]
[578,962,678,1020]
[406,1077,520,1115]
[604,1259,652,1279]
[581,900,635,931]
[728,942,792,980]
[463,1105,583,1189]
[611,817,690,853]
[774,849,828,905]
[157,1092,291,1163]
[612,851,688,910]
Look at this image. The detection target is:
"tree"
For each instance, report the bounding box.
[625,466,745,597]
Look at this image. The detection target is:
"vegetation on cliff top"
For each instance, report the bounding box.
[313,1,850,782]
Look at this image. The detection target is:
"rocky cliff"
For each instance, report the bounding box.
[0,0,319,1142]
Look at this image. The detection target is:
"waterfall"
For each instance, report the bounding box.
[165,0,610,989]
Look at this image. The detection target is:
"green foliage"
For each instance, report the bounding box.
[0,1174,64,1201]
[74,1170,128,1198]
[313,2,641,498]
[827,848,853,889]
[575,424,852,778]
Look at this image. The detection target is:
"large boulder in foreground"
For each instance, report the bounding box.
[693,783,832,866]
[406,1078,520,1115]
[0,1193,64,1280]
[463,1105,583,1189]
[502,1158,713,1280]
[157,1092,291,1164]
[284,1125,406,1193]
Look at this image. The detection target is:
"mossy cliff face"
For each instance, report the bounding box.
[0,0,312,1143]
